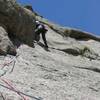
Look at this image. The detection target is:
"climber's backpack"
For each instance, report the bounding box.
[36,23,48,33]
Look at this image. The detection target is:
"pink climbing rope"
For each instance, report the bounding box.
[0,78,29,100]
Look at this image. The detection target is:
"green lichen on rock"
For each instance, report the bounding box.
[76,46,99,60]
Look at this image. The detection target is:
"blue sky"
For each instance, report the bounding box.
[17,0,100,35]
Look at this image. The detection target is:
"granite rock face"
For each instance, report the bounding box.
[0,26,16,55]
[0,0,36,55]
[0,1,100,100]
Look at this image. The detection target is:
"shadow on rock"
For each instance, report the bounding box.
[38,42,50,52]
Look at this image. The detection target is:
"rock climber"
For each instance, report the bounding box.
[24,6,48,48]
[34,20,48,48]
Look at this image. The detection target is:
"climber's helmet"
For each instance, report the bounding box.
[36,20,40,24]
